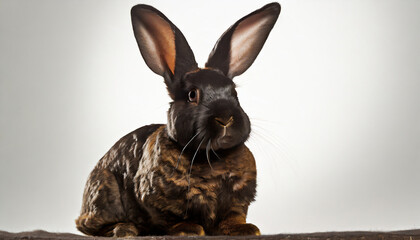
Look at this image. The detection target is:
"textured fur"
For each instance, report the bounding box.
[76,125,257,236]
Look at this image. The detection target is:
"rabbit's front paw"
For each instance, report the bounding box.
[222,223,260,236]
[169,222,205,236]
[111,222,139,237]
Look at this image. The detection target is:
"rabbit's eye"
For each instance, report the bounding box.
[188,89,199,103]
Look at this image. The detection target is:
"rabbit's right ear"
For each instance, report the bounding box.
[131,5,198,93]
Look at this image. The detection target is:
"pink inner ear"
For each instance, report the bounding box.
[228,10,277,78]
[138,10,176,75]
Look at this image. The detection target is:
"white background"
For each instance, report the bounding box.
[1,0,419,235]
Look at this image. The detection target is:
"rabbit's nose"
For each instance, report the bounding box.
[215,116,234,128]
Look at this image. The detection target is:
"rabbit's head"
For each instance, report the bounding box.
[131,3,280,150]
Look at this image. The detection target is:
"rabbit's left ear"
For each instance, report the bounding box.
[206,2,280,79]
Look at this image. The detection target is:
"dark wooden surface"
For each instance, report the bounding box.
[1,229,420,240]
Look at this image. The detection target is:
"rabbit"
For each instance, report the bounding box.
[75,2,280,237]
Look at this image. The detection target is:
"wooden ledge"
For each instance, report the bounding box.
[1,229,420,240]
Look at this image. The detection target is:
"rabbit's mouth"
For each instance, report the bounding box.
[212,134,237,150]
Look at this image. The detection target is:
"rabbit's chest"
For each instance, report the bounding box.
[139,160,248,223]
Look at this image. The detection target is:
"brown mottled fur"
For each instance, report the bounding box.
[76,125,258,236]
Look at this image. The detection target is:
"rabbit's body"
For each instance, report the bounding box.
[76,2,280,236]
[77,124,256,236]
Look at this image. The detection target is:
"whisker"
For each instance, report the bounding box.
[188,138,205,182]
[175,131,200,169]
[211,147,222,161]
[206,139,213,170]
[185,137,205,216]
[247,120,299,191]
[251,124,295,168]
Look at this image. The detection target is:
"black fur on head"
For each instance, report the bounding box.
[131,3,280,150]
[167,68,251,150]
